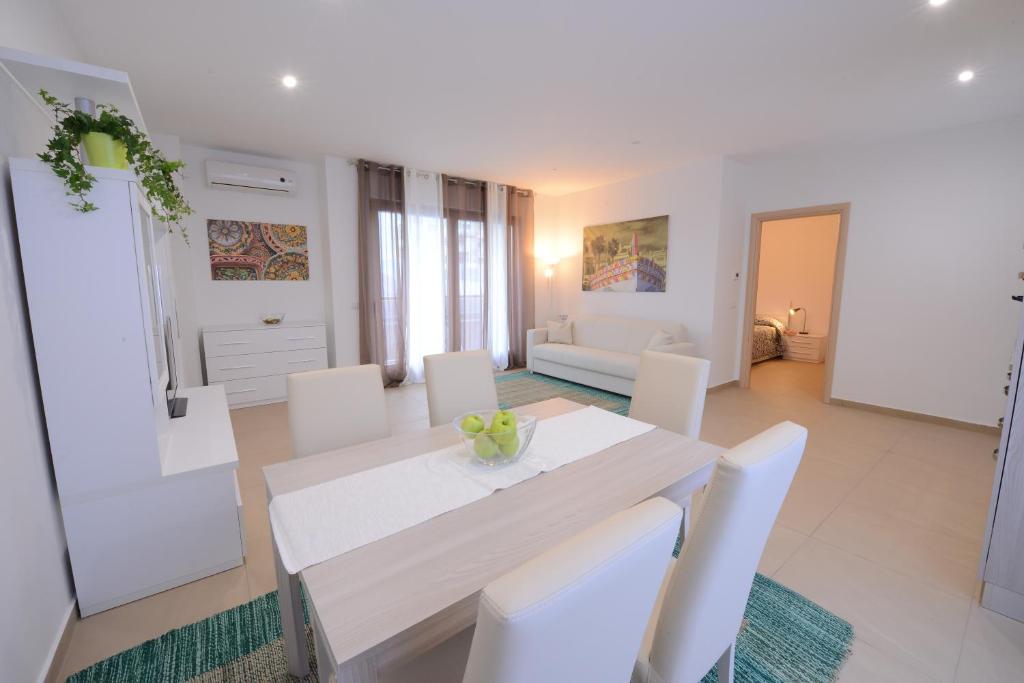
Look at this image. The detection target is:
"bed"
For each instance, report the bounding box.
[752,315,786,363]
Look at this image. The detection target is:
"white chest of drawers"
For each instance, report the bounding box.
[782,333,826,363]
[202,321,328,406]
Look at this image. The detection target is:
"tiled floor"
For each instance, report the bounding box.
[56,360,1024,681]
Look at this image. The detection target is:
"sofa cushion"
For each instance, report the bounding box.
[546,320,573,344]
[571,317,686,355]
[532,343,640,380]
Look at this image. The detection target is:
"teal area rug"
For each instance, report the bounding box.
[68,575,852,682]
[496,369,631,415]
[69,371,852,682]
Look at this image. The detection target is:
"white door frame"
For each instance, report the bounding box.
[738,203,850,402]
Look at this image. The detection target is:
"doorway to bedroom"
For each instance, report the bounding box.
[739,204,849,403]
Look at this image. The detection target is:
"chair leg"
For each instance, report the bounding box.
[717,641,735,683]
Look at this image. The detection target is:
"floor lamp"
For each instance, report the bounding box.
[544,258,559,318]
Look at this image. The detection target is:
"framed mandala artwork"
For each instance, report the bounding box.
[207,219,310,281]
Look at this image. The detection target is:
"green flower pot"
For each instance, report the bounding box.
[82,132,128,170]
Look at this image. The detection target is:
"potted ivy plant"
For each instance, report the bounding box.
[37,89,193,240]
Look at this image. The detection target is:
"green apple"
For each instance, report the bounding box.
[474,434,499,459]
[498,433,520,457]
[490,410,517,434]
[460,414,485,434]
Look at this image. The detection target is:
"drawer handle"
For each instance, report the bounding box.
[221,364,255,370]
[287,359,318,364]
[226,388,257,395]
[218,341,251,346]
[287,336,318,341]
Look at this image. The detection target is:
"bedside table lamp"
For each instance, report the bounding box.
[789,306,808,334]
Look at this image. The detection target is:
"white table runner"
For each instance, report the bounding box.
[269,406,654,574]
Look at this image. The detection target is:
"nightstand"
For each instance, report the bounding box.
[783,333,826,363]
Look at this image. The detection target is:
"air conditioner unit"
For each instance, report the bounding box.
[205,160,296,196]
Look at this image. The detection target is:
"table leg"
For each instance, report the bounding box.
[273,534,309,678]
[336,654,379,683]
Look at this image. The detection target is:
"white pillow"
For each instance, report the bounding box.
[547,320,573,344]
[646,329,675,348]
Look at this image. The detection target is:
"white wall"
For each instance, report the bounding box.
[321,156,360,367]
[724,115,1024,425]
[172,145,329,386]
[534,157,733,384]
[756,214,840,335]
[0,4,80,681]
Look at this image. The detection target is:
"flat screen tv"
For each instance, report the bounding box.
[165,317,187,418]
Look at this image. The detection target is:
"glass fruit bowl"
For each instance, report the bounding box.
[453,409,537,466]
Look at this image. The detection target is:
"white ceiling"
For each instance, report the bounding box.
[53,0,1024,195]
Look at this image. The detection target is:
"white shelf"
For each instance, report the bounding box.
[161,385,239,478]
[0,46,147,132]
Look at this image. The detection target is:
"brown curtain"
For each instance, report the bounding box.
[357,160,407,386]
[506,188,535,367]
[442,176,488,352]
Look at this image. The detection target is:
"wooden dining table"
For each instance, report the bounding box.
[263,397,724,682]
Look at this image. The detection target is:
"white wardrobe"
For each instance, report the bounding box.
[980,301,1024,623]
[12,158,244,616]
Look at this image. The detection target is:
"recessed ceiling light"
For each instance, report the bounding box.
[282,75,298,89]
[958,69,975,83]
[929,0,948,7]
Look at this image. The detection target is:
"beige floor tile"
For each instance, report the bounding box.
[774,539,971,681]
[162,565,251,631]
[813,495,981,598]
[757,524,808,577]
[871,453,994,507]
[889,430,997,485]
[837,638,936,683]
[954,603,1024,682]
[842,474,988,543]
[776,456,867,535]
[58,588,180,679]
[244,534,279,599]
[803,433,888,473]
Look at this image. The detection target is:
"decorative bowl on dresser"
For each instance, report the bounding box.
[782,333,826,363]
[202,321,328,407]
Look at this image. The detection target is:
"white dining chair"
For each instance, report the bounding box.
[630,350,711,536]
[461,497,684,683]
[629,350,710,439]
[633,421,807,683]
[424,350,499,427]
[286,364,390,458]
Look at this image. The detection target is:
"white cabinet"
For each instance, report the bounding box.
[202,322,328,406]
[783,333,826,363]
[980,304,1024,623]
[11,159,243,616]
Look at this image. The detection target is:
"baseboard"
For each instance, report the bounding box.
[708,380,739,393]
[42,600,77,683]
[829,397,999,435]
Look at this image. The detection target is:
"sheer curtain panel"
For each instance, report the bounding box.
[357,160,407,385]
[405,169,448,383]
[486,182,510,370]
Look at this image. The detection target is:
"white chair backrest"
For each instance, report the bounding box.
[629,351,711,438]
[424,350,499,427]
[286,365,390,458]
[645,422,806,683]
[463,498,683,683]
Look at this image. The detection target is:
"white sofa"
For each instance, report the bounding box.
[526,316,697,396]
